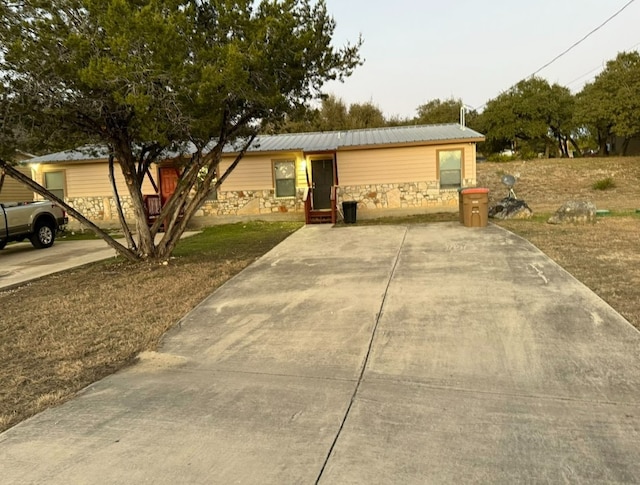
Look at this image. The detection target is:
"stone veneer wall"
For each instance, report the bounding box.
[66,196,135,221]
[64,180,473,222]
[337,180,475,210]
[199,189,306,216]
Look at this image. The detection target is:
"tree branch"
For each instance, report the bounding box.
[0,159,137,262]
[108,152,137,251]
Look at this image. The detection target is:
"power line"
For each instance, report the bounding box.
[530,0,637,77]
[473,1,638,110]
[566,40,640,88]
[566,65,604,87]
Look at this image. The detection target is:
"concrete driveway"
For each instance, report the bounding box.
[1,223,639,483]
[0,232,199,290]
[0,239,119,290]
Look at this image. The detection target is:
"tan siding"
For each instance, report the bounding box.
[338,146,438,185]
[0,166,34,202]
[296,159,309,188]
[35,161,156,198]
[67,163,120,197]
[219,152,305,191]
[465,143,477,181]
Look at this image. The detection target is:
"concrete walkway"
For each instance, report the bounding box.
[1,223,639,483]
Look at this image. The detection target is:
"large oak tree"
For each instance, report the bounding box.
[478,77,577,158]
[0,0,361,261]
[575,51,640,156]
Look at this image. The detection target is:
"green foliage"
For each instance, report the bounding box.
[0,0,361,260]
[348,101,387,129]
[277,95,388,132]
[591,177,616,191]
[487,153,518,163]
[575,51,640,155]
[0,85,15,162]
[477,77,576,157]
[414,97,477,126]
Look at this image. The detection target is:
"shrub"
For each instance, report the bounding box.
[592,177,616,190]
[487,153,518,163]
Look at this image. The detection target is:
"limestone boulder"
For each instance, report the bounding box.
[547,200,596,224]
[489,198,533,220]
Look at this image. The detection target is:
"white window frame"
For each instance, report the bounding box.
[273,160,296,198]
[437,149,464,189]
[43,170,66,200]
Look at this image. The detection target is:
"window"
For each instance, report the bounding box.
[274,160,296,197]
[44,171,65,200]
[438,150,463,188]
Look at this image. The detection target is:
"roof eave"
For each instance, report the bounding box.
[336,137,486,152]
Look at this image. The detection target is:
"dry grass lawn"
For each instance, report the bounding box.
[0,157,638,433]
[476,156,640,213]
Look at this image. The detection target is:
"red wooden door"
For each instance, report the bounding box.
[159,167,179,205]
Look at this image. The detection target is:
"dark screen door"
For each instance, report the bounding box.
[311,159,334,209]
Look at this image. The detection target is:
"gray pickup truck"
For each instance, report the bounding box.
[0,201,68,250]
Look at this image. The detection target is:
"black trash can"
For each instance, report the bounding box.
[342,201,357,224]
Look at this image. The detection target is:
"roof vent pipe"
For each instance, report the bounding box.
[460,106,466,130]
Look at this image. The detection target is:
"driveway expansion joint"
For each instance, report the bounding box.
[314,227,408,485]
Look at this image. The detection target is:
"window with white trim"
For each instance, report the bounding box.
[438,150,462,188]
[273,160,296,197]
[44,171,65,200]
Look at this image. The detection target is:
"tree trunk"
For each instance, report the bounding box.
[597,128,609,156]
[557,135,568,158]
[111,143,156,259]
[622,137,631,156]
[568,137,582,157]
[0,160,138,262]
[108,154,137,251]
[154,135,256,260]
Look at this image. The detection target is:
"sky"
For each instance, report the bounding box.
[321,0,640,119]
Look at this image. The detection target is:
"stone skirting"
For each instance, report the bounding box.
[66,196,135,221]
[198,189,306,217]
[63,181,472,224]
[337,181,475,210]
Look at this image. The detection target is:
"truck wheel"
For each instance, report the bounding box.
[30,220,56,249]
[0,239,6,250]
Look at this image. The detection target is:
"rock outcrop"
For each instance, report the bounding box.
[547,200,596,224]
[489,198,533,220]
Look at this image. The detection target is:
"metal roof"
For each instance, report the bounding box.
[243,123,484,153]
[28,124,484,163]
[29,145,112,163]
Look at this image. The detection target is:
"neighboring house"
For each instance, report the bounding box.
[0,151,36,203]
[26,123,484,224]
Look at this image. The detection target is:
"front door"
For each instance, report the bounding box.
[311,159,334,210]
[159,167,180,206]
